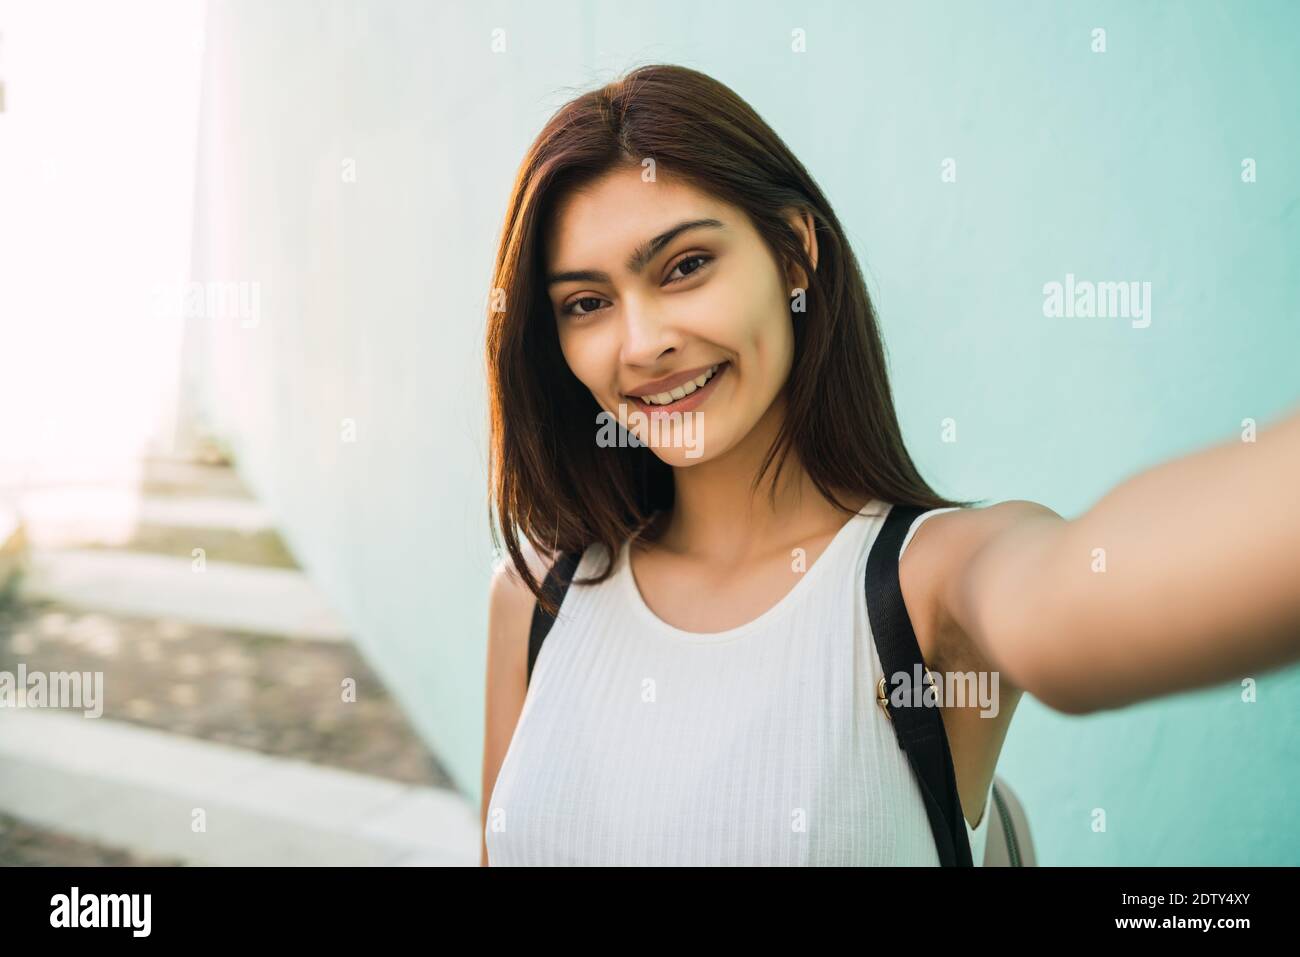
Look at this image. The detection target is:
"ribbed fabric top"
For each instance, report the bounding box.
[486,501,992,866]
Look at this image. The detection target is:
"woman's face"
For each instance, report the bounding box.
[543,166,815,467]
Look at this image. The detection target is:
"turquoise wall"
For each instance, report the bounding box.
[194,0,1300,863]
[830,1,1300,866]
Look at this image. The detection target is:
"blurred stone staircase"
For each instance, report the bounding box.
[0,457,479,866]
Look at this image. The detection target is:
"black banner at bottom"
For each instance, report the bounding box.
[0,865,1285,940]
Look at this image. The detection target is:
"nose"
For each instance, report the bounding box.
[618,294,684,370]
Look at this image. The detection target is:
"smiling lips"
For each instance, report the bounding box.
[624,362,729,414]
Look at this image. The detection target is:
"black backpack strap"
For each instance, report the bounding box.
[526,548,585,688]
[866,503,973,867]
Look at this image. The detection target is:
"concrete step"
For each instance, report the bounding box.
[0,709,478,866]
[0,810,186,866]
[136,458,255,500]
[22,548,350,641]
[16,486,295,567]
[15,485,275,547]
[0,596,451,789]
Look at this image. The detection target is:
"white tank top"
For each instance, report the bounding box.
[485,501,993,866]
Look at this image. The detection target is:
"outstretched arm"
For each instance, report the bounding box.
[944,407,1300,715]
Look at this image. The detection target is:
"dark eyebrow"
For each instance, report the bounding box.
[546,218,725,287]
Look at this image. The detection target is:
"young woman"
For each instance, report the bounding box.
[480,64,1300,866]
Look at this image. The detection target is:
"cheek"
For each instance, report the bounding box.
[764,305,796,380]
[685,271,774,354]
[555,327,590,390]
[717,276,794,391]
[557,324,618,402]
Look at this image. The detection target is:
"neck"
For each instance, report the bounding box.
[652,392,870,563]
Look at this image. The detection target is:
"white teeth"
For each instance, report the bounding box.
[639,364,720,405]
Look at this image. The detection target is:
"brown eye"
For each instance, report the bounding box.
[563,296,608,317]
[665,254,712,284]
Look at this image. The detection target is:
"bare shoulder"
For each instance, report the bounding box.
[899,500,1065,669]
[488,537,559,655]
[909,500,1064,561]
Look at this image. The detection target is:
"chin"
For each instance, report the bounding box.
[650,445,712,467]
[608,400,739,467]
[642,416,729,466]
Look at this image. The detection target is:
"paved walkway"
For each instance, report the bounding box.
[0,457,478,865]
[0,709,475,866]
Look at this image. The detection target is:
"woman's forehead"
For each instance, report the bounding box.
[544,172,735,268]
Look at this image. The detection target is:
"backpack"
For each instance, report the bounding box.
[524,503,1034,867]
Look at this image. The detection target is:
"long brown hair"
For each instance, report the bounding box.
[487,63,977,614]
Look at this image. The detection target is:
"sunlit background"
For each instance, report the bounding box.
[0,0,1297,866]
